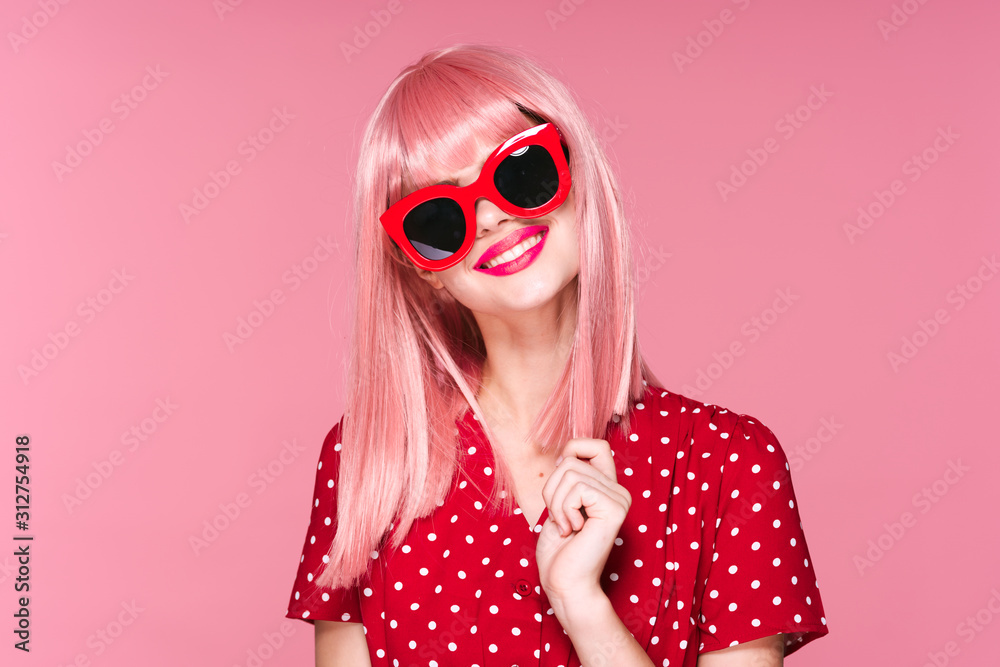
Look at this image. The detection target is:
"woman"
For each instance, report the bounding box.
[285,43,829,666]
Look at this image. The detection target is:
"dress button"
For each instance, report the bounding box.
[514,579,532,595]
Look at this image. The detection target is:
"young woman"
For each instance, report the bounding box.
[284,43,829,666]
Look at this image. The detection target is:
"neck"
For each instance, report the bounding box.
[474,278,578,450]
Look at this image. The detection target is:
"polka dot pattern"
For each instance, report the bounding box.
[284,384,829,665]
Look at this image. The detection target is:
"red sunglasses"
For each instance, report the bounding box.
[380,122,571,272]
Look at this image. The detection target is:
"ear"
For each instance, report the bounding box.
[413,265,445,290]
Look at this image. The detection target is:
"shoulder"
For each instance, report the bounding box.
[310,415,347,500]
[628,383,784,470]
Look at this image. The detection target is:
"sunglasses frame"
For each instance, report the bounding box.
[379,122,571,272]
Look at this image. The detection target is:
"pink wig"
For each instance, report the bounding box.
[315,43,661,590]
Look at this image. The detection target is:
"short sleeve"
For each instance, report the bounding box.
[697,413,829,656]
[284,417,364,625]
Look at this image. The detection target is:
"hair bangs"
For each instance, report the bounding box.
[391,67,536,197]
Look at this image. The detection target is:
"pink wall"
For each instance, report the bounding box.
[3,0,998,665]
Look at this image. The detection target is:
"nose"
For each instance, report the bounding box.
[474,196,512,236]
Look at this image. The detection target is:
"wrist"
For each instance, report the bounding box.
[546,585,610,624]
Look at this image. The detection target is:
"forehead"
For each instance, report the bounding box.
[399,114,536,196]
[426,134,506,187]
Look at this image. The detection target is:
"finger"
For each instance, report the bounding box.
[541,458,615,533]
[549,471,629,535]
[559,478,629,533]
[559,438,618,483]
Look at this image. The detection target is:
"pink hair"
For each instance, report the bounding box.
[315,43,661,590]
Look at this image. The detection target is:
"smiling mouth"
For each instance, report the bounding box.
[478,231,546,269]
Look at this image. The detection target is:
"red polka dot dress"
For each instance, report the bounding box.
[285,384,829,665]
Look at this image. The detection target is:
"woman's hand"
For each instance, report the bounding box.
[535,437,631,608]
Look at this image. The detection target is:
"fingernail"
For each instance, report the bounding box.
[555,455,563,464]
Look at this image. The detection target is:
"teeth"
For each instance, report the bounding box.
[483,232,544,269]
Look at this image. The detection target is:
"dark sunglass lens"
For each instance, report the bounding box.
[494,145,560,209]
[402,198,465,261]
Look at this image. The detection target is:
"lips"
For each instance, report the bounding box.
[475,224,549,268]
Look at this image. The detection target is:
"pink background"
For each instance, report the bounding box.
[3,0,999,665]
